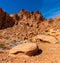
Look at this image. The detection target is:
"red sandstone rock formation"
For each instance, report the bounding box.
[0,8,15,29]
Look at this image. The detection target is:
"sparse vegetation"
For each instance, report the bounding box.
[0,42,5,48]
[13,39,17,43]
[5,36,10,39]
[29,38,33,42]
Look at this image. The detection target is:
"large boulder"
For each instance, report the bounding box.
[9,43,39,56]
[33,34,58,44]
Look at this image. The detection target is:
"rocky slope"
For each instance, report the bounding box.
[0,8,49,42]
[9,9,48,40]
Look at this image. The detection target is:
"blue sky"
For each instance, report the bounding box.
[0,0,60,19]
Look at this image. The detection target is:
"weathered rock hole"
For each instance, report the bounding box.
[32,49,42,56]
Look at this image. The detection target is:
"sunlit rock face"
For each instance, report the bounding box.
[9,9,47,40]
[0,8,15,29]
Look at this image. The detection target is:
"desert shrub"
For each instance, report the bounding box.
[5,36,10,39]
[29,38,33,42]
[0,42,5,48]
[13,39,17,43]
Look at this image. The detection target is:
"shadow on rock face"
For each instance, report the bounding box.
[9,49,43,57]
[0,8,15,29]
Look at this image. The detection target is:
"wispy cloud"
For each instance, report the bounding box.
[43,7,60,19]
